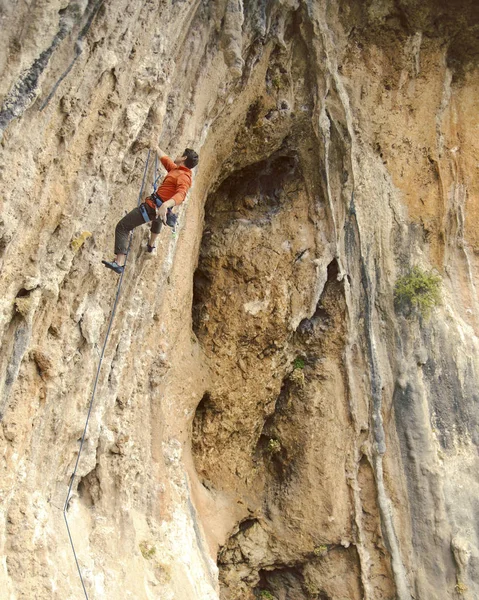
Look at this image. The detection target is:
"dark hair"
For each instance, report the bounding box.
[183,148,199,169]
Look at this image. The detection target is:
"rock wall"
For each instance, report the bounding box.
[0,1,478,599]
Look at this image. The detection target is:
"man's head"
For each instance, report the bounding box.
[175,148,199,169]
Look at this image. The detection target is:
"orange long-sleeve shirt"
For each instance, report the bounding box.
[146,156,192,209]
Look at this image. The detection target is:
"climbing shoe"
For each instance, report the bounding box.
[146,243,156,254]
[102,260,124,274]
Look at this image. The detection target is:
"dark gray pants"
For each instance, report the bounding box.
[114,203,162,254]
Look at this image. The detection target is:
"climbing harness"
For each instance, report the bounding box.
[150,190,164,207]
[64,150,151,600]
[139,203,151,223]
[142,192,179,230]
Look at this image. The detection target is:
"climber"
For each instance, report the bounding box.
[102,144,199,274]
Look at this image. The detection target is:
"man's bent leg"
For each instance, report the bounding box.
[114,207,146,264]
[148,218,163,249]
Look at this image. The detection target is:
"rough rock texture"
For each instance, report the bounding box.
[1,1,478,599]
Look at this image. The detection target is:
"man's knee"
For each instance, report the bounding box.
[116,215,130,235]
[151,221,162,234]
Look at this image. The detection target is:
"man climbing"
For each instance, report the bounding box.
[102,145,199,274]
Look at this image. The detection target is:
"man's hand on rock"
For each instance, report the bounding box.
[149,141,166,159]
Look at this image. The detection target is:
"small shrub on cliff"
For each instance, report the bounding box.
[289,368,305,387]
[304,581,319,596]
[455,582,467,594]
[394,267,441,318]
[289,357,306,387]
[154,561,172,584]
[272,75,283,89]
[293,357,305,370]
[259,591,276,600]
[313,544,328,557]
[71,231,92,253]
[139,541,156,559]
[267,438,282,454]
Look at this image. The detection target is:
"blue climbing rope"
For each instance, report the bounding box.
[153,152,161,192]
[64,150,151,599]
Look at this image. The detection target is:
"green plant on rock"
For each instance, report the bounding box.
[139,541,156,559]
[293,357,305,370]
[259,591,276,600]
[289,357,306,387]
[394,266,441,317]
[289,368,305,387]
[154,561,172,584]
[313,544,328,557]
[455,581,467,594]
[267,438,282,454]
[304,581,319,597]
[272,75,282,89]
[71,231,92,253]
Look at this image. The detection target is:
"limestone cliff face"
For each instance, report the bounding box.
[1,1,478,599]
